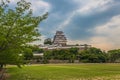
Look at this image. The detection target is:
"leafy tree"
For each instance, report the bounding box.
[23,48,33,60]
[43,50,52,63]
[87,47,103,54]
[28,45,44,53]
[78,47,107,63]
[58,49,69,60]
[0,0,48,68]
[68,48,79,63]
[23,48,33,64]
[108,49,120,62]
[29,46,40,52]
[69,48,79,55]
[44,38,52,45]
[43,48,79,63]
[37,49,44,53]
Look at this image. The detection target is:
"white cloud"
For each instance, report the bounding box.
[9,0,51,15]
[90,15,120,50]
[75,0,113,15]
[95,15,120,35]
[67,15,120,50]
[29,0,51,15]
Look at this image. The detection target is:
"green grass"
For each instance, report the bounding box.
[7,63,120,80]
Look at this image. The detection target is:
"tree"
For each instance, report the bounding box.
[68,48,79,63]
[78,47,107,63]
[0,0,48,68]
[23,48,33,60]
[28,45,44,53]
[43,50,52,63]
[108,49,120,62]
[44,38,52,45]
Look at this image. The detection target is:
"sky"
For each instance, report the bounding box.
[9,0,120,50]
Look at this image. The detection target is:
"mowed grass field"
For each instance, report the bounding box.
[7,63,120,80]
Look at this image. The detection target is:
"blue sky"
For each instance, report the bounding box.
[10,0,120,50]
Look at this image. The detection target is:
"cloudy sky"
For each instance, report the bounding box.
[10,0,120,50]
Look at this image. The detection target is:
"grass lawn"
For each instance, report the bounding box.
[7,63,120,80]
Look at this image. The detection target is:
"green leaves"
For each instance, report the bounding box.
[108,49,120,62]
[0,0,48,67]
[79,47,107,63]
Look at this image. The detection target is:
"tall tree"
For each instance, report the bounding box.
[0,0,48,68]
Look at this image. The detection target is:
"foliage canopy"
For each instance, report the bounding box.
[0,0,48,68]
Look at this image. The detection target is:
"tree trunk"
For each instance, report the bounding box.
[0,64,3,71]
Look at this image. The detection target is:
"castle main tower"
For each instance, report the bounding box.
[53,31,67,46]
